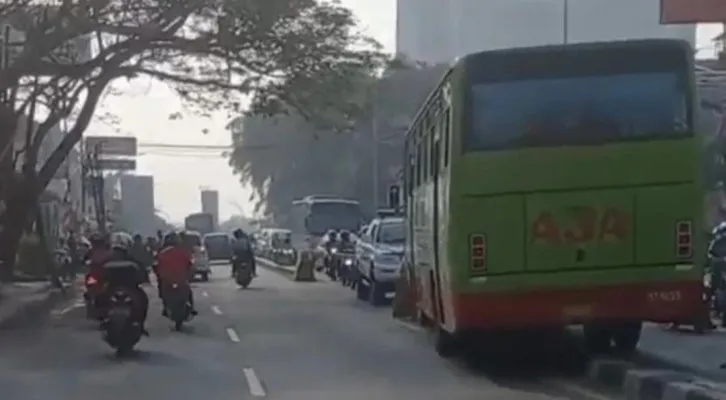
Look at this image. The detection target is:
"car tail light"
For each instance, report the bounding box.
[86,276,98,285]
[470,234,487,272]
[676,220,692,259]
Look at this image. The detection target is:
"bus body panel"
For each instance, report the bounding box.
[404,40,702,334]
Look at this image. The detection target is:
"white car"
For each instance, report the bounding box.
[184,231,210,281]
[355,217,405,306]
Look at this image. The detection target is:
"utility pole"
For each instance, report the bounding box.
[371,86,379,210]
[82,143,106,234]
[562,0,569,45]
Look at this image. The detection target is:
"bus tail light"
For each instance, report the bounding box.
[676,220,692,259]
[470,234,487,272]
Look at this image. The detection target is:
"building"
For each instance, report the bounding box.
[118,175,155,237]
[396,0,697,64]
[201,189,219,228]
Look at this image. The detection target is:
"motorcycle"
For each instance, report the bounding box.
[324,247,339,281]
[336,252,356,287]
[233,256,253,288]
[84,271,106,321]
[163,283,193,331]
[102,286,143,356]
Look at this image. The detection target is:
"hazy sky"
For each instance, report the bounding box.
[82,0,719,222]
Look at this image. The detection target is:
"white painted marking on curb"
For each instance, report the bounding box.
[394,319,423,333]
[226,328,240,342]
[53,301,83,316]
[202,291,209,297]
[243,367,266,397]
[544,379,613,400]
[211,305,222,315]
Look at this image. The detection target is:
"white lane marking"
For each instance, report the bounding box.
[243,367,266,397]
[544,379,613,400]
[211,305,222,315]
[226,328,240,342]
[202,291,209,297]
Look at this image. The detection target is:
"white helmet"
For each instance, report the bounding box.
[109,232,133,250]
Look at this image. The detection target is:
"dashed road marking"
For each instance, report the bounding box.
[243,367,266,397]
[226,328,240,342]
[211,305,222,315]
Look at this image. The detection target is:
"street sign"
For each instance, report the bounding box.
[85,136,137,156]
[97,158,136,171]
[660,0,726,24]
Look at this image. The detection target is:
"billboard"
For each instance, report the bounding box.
[96,158,136,171]
[661,0,726,24]
[84,136,137,156]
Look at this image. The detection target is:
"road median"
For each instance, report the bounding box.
[257,252,317,282]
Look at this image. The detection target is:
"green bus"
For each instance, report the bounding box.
[403,39,703,357]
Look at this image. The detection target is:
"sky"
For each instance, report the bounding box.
[82,0,719,223]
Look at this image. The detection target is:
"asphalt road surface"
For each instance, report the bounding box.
[0,265,615,400]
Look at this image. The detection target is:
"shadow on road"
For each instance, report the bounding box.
[450,330,589,380]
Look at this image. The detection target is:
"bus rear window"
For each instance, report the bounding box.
[465,72,690,151]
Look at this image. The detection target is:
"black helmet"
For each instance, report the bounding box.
[163,232,180,247]
[233,229,246,239]
[340,230,351,241]
[90,233,108,248]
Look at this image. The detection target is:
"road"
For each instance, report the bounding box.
[0,264,614,400]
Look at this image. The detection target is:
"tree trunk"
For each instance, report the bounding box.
[0,187,32,282]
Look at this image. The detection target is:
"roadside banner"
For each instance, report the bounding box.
[661,0,726,24]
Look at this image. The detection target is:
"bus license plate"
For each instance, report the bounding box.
[562,305,592,318]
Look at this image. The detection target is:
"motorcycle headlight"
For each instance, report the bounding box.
[330,248,338,254]
[344,258,353,266]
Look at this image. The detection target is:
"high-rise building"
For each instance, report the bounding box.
[201,190,219,228]
[396,0,697,65]
[119,175,155,236]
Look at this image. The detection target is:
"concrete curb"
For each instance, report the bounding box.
[256,257,296,277]
[588,357,726,400]
[0,283,79,330]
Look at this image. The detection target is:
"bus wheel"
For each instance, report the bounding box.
[434,327,458,358]
[612,321,642,356]
[583,324,612,354]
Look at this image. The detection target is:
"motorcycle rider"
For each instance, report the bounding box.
[100,232,150,335]
[231,229,256,277]
[338,230,355,252]
[156,232,197,316]
[323,230,339,271]
[85,233,111,278]
[130,234,153,282]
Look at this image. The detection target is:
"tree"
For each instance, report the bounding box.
[0,0,384,279]
[228,63,448,220]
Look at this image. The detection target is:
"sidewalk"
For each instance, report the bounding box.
[586,323,726,400]
[638,323,726,380]
[0,280,77,329]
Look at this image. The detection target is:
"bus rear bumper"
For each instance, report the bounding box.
[452,281,702,331]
